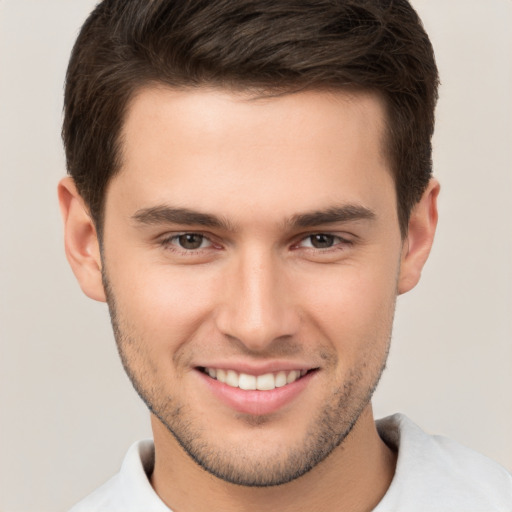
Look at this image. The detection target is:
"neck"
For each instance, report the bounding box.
[150,405,396,512]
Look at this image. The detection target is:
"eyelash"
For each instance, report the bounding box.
[159,232,216,254]
[158,232,353,255]
[294,233,353,251]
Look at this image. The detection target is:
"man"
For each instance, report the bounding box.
[58,0,512,510]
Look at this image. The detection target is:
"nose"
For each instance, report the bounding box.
[215,247,299,352]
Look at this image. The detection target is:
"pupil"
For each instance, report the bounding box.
[179,234,203,249]
[311,234,334,248]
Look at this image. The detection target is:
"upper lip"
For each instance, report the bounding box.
[194,360,319,376]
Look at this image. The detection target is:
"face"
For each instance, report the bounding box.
[100,87,404,486]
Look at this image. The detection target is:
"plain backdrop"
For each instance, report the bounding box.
[1,1,511,511]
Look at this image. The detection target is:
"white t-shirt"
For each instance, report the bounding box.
[69,414,512,511]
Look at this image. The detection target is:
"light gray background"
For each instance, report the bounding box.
[1,1,511,511]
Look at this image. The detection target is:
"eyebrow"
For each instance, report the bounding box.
[132,204,375,231]
[288,205,376,228]
[132,206,234,231]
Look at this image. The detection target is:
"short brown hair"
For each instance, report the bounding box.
[63,0,439,236]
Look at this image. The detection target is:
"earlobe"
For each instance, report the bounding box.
[58,177,106,302]
[398,179,440,295]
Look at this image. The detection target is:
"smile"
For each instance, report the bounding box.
[201,367,309,391]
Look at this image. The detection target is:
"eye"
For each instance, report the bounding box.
[179,233,207,249]
[300,234,339,249]
[164,233,212,250]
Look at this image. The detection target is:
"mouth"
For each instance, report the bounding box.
[198,366,315,391]
[195,363,320,415]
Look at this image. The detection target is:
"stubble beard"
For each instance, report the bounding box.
[102,270,392,487]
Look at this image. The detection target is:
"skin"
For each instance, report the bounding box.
[59,87,439,512]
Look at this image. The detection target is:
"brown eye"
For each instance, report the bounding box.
[309,234,335,248]
[177,234,205,250]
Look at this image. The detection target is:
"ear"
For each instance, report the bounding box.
[58,177,106,302]
[398,179,440,295]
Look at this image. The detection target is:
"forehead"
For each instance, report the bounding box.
[108,86,395,226]
[122,85,388,159]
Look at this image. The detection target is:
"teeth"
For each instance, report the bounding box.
[287,370,299,384]
[205,367,307,391]
[239,373,257,390]
[225,370,239,387]
[275,371,287,388]
[256,373,275,391]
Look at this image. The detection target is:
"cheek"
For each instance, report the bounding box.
[302,260,397,306]
[296,262,398,348]
[108,262,219,350]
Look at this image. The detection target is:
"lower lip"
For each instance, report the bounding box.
[197,370,316,416]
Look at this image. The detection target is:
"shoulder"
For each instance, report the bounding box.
[375,414,512,511]
[68,440,170,512]
[69,472,123,512]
